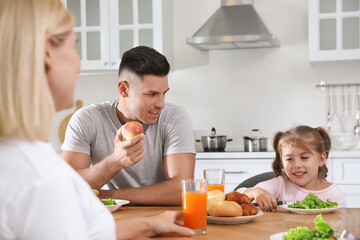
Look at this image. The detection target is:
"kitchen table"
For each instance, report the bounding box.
[112,206,360,239]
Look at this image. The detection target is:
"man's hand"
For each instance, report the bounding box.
[110,128,145,169]
[62,127,146,190]
[99,153,195,205]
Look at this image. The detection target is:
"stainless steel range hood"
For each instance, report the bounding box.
[187,0,280,50]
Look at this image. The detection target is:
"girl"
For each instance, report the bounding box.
[0,0,193,239]
[237,125,346,211]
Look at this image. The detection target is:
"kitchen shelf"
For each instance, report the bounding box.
[316,81,360,90]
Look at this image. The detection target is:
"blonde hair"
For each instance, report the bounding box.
[272,126,331,179]
[0,0,75,141]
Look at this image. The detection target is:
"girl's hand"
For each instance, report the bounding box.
[254,189,278,211]
[244,187,277,212]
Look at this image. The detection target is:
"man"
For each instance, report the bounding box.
[61,46,196,205]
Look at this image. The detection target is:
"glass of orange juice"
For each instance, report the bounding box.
[204,168,225,192]
[181,179,207,235]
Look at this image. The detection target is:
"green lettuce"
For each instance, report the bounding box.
[102,198,117,206]
[288,193,338,209]
[313,214,334,238]
[283,214,335,240]
[283,226,314,240]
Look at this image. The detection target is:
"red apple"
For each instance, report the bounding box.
[121,121,143,140]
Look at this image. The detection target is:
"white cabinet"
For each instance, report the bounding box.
[331,157,360,207]
[308,0,360,62]
[62,0,162,70]
[195,152,274,193]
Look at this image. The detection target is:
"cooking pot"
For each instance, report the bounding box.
[196,128,232,152]
[243,129,267,152]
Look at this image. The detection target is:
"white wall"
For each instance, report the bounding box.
[50,73,119,152]
[50,0,360,152]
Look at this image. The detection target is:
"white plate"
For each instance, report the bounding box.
[270,230,344,240]
[103,199,130,213]
[269,232,287,240]
[281,205,342,215]
[207,210,263,224]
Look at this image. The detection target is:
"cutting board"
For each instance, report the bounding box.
[58,99,83,143]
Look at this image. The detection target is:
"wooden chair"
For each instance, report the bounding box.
[58,99,83,143]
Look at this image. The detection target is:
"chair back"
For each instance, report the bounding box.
[234,171,276,190]
[58,99,83,143]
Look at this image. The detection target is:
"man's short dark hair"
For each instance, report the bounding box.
[118,46,170,77]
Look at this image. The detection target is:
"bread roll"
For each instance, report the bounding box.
[240,203,259,216]
[208,201,243,217]
[207,190,225,212]
[225,191,251,204]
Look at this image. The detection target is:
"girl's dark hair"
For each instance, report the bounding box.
[272,125,331,179]
[118,46,170,78]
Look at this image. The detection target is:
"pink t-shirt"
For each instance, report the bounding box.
[237,175,347,207]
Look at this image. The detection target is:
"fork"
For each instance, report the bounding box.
[252,201,302,206]
[335,229,360,240]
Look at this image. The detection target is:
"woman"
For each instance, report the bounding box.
[0,0,193,239]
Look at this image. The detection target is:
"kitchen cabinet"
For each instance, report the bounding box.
[308,0,360,62]
[62,0,162,70]
[330,153,360,208]
[195,152,274,193]
[196,151,360,208]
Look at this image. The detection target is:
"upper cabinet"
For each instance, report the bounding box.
[62,0,162,70]
[308,0,360,62]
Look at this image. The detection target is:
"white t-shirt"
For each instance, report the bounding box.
[0,139,116,240]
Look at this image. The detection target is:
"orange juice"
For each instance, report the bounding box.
[182,191,207,230]
[207,184,224,192]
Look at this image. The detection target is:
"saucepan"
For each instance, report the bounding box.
[196,128,232,152]
[243,129,268,152]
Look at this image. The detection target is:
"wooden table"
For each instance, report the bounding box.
[113,206,360,239]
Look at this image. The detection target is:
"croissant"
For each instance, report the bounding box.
[225,191,251,204]
[240,203,259,216]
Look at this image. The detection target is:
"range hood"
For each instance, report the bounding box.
[187,0,280,50]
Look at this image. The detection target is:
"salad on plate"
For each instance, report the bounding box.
[287,193,338,209]
[102,198,117,206]
[269,214,338,240]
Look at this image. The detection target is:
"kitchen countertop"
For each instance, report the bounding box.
[196,151,275,159]
[196,151,360,159]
